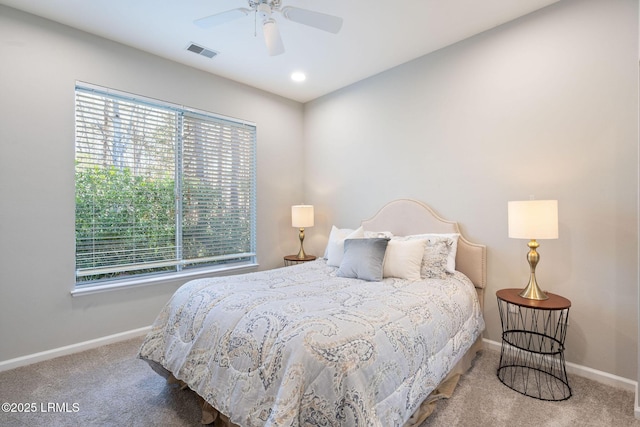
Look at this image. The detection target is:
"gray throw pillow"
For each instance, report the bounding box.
[336,238,389,281]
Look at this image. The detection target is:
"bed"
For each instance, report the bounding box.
[138,199,486,426]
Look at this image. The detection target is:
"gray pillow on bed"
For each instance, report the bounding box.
[336,238,389,281]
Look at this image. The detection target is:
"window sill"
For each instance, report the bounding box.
[70,262,259,297]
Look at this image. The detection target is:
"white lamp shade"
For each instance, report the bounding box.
[508,200,558,239]
[292,205,314,228]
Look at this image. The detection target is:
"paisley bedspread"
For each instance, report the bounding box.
[138,260,485,426]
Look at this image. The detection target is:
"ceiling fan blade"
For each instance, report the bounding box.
[194,8,250,29]
[263,19,285,56]
[280,6,343,34]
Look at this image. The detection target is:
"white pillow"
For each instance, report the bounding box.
[403,233,459,273]
[325,226,364,267]
[383,238,426,280]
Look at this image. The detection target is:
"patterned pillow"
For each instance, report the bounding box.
[364,230,394,239]
[420,237,453,279]
[336,238,389,281]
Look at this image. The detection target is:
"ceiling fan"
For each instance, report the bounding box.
[194,0,343,56]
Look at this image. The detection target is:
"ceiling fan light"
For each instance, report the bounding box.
[263,18,285,56]
[257,3,272,19]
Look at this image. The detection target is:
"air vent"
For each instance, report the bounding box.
[186,43,218,59]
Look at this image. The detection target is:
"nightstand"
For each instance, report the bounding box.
[283,255,317,266]
[496,288,572,401]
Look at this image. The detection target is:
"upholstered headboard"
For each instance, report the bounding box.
[361,199,487,306]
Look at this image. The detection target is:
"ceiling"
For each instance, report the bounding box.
[0,0,560,103]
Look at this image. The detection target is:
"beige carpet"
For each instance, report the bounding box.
[0,337,638,426]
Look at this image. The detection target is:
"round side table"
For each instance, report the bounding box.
[496,288,572,401]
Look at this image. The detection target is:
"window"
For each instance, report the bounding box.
[74,83,256,289]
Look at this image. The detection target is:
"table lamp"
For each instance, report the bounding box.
[292,205,314,259]
[508,200,558,300]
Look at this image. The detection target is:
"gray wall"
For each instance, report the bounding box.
[0,6,304,361]
[303,0,639,380]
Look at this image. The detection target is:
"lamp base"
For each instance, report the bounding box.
[519,239,548,300]
[296,228,307,259]
[296,247,307,259]
[519,278,548,300]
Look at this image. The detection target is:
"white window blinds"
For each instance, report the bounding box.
[74,83,256,286]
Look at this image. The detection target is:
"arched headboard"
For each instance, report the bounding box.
[361,199,487,305]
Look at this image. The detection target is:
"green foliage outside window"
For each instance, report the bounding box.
[75,165,176,282]
[75,165,254,283]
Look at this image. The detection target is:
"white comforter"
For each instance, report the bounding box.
[138,260,484,426]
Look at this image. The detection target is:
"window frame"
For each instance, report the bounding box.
[72,82,257,295]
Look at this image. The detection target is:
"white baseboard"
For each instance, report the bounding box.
[635,382,640,419]
[0,326,151,373]
[483,339,638,393]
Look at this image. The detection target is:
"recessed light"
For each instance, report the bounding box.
[291,71,306,82]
